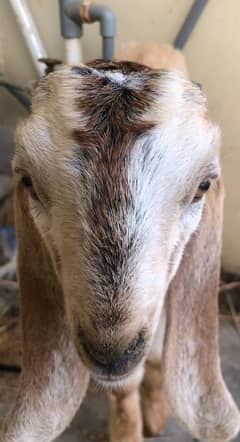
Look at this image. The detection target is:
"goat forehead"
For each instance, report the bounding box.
[18,62,219,189]
[31,62,206,137]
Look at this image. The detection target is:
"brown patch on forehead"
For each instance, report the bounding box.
[86,59,152,73]
[71,60,159,147]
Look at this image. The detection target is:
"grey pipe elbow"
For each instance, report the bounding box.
[59,0,83,38]
[60,1,116,59]
[88,5,116,38]
[88,5,116,59]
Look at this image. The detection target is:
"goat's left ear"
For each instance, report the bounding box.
[163,179,240,441]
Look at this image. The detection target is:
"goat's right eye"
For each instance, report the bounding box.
[21,175,33,188]
[21,175,39,201]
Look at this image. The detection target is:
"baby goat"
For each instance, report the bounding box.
[1,60,240,442]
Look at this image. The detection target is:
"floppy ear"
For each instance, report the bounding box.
[1,179,89,441]
[163,179,240,441]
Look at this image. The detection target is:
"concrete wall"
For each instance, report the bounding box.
[0,0,239,271]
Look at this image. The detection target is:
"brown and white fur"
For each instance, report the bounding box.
[1,54,240,442]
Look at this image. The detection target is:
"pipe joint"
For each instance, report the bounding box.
[87,5,116,38]
[59,0,116,60]
[59,0,83,39]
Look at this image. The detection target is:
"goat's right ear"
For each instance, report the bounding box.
[163,180,240,442]
[1,177,89,441]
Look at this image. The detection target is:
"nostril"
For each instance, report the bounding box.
[83,341,108,366]
[82,339,119,367]
[126,328,146,355]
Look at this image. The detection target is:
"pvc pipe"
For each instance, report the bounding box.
[59,0,83,39]
[88,4,116,59]
[174,0,208,49]
[88,5,116,38]
[9,0,47,77]
[0,80,31,110]
[102,37,114,60]
[61,0,116,60]
[64,38,83,64]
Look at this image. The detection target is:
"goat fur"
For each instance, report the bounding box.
[1,43,239,442]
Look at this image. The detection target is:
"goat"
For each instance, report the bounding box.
[117,41,189,78]
[1,58,240,442]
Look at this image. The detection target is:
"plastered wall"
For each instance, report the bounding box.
[0,0,239,271]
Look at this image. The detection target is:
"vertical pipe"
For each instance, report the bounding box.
[87,4,116,59]
[9,0,47,77]
[174,0,208,50]
[64,38,83,64]
[102,37,114,60]
[59,0,83,64]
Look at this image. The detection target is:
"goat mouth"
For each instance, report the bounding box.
[76,328,147,379]
[93,372,130,384]
[91,365,143,389]
[80,348,143,379]
[77,343,145,384]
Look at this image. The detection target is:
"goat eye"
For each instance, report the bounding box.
[199,180,211,192]
[21,176,39,200]
[193,180,211,202]
[21,175,32,188]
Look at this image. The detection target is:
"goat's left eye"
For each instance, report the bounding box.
[193,180,211,202]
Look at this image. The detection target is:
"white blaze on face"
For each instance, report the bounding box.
[126,115,220,300]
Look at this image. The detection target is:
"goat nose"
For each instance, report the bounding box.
[82,329,146,375]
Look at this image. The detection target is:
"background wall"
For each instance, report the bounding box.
[0,0,239,272]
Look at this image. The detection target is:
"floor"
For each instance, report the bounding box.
[1,320,239,442]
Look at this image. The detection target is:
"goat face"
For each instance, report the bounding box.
[13,61,220,385]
